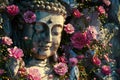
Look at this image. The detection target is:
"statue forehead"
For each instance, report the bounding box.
[35,11,65,25]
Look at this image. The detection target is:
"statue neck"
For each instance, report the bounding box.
[26,58,54,79]
[27,58,50,67]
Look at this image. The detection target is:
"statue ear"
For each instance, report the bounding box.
[53,53,58,62]
[108,0,119,24]
[14,15,25,30]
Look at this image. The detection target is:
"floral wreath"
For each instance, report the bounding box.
[0,0,120,80]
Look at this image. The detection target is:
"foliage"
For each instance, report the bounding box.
[0,0,120,80]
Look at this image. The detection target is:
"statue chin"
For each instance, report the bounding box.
[32,50,56,60]
[33,53,49,59]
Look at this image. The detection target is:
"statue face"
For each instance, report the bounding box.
[117,6,120,22]
[27,11,64,59]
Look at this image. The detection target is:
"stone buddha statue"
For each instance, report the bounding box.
[6,0,67,79]
[25,11,65,79]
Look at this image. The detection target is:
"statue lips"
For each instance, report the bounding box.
[38,42,52,50]
[38,45,51,51]
[41,46,51,50]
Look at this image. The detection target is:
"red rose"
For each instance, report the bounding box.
[64,23,75,34]
[97,6,105,14]
[71,32,90,50]
[0,69,4,75]
[102,0,111,6]
[6,5,19,16]
[73,9,82,18]
[92,56,101,66]
[58,56,67,63]
[101,65,111,75]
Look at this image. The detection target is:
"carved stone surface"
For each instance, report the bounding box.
[25,11,64,79]
[7,10,65,79]
[1,0,120,80]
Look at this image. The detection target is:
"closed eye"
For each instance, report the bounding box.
[34,22,47,33]
[52,24,63,36]
[52,32,59,36]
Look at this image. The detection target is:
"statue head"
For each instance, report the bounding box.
[12,0,67,60]
[30,11,65,59]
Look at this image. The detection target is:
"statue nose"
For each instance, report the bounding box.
[45,32,52,43]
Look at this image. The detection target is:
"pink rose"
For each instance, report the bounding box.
[98,6,106,14]
[7,46,24,59]
[23,11,36,23]
[27,68,41,80]
[103,0,111,6]
[92,56,101,66]
[71,32,90,50]
[73,9,82,18]
[85,26,98,41]
[54,62,68,76]
[0,69,4,75]
[48,74,53,79]
[64,23,75,34]
[101,65,111,75]
[2,36,13,46]
[6,5,19,16]
[94,77,97,80]
[69,57,78,66]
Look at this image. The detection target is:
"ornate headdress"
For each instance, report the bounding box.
[20,0,67,17]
